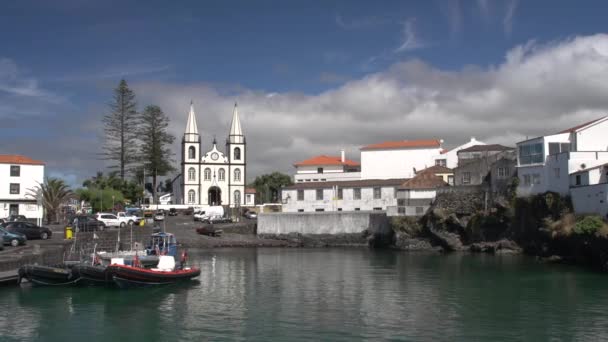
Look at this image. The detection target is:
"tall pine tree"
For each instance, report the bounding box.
[139,105,175,203]
[102,79,138,180]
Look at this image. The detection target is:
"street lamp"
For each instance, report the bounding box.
[112,195,115,213]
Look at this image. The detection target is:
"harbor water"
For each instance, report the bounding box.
[1,248,608,341]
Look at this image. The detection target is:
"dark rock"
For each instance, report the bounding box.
[394,233,436,251]
[469,239,522,254]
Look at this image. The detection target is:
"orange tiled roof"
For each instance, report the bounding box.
[361,139,441,150]
[558,117,607,134]
[0,155,44,165]
[245,188,257,194]
[400,172,448,190]
[294,155,360,167]
[418,165,453,174]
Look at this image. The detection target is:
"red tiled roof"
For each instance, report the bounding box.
[417,165,453,174]
[0,155,44,165]
[399,173,448,190]
[361,139,441,150]
[294,155,360,167]
[558,117,607,134]
[245,188,257,194]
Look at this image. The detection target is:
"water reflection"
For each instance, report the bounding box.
[2,249,608,341]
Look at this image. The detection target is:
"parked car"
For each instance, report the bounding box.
[154,211,165,221]
[94,213,121,227]
[116,212,142,226]
[184,207,194,215]
[0,227,27,246]
[2,222,52,240]
[196,225,223,237]
[69,215,106,232]
[244,211,258,219]
[202,215,232,224]
[193,210,206,222]
[6,215,27,222]
[168,208,178,216]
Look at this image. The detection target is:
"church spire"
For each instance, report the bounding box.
[230,102,243,137]
[184,101,199,142]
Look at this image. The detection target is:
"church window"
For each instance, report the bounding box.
[234,168,241,182]
[204,168,211,181]
[188,190,195,204]
[218,168,225,181]
[188,167,196,181]
[234,147,241,160]
[188,146,196,159]
[234,190,241,205]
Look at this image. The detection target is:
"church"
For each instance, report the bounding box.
[179,102,246,208]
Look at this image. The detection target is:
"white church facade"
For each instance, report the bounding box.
[179,102,246,208]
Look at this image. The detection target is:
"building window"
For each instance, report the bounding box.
[298,209,304,212]
[337,208,342,211]
[397,199,406,206]
[523,174,531,186]
[234,147,241,160]
[337,188,343,200]
[416,207,424,215]
[234,168,241,182]
[373,187,381,199]
[462,172,471,184]
[575,174,581,186]
[218,168,225,181]
[448,175,454,186]
[315,208,325,212]
[317,167,323,174]
[435,159,447,167]
[188,146,196,159]
[354,188,361,200]
[234,190,241,205]
[297,190,304,201]
[497,167,508,179]
[10,165,20,177]
[519,143,544,165]
[532,174,541,185]
[188,190,195,203]
[354,208,360,211]
[316,189,323,201]
[373,207,382,211]
[398,207,405,214]
[548,142,570,155]
[188,167,196,181]
[204,168,211,181]
[554,168,560,179]
[9,183,19,195]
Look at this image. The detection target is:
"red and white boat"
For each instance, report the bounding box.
[107,254,200,288]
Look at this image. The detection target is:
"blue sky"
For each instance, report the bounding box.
[2,0,608,185]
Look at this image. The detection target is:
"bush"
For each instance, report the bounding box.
[573,215,604,235]
[390,216,422,237]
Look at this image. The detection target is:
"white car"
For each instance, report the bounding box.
[116,212,142,226]
[94,213,121,227]
[193,210,206,221]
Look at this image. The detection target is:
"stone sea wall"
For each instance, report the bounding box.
[258,211,393,247]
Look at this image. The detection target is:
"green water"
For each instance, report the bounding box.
[1,248,608,341]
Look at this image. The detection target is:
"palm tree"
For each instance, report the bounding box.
[28,178,74,224]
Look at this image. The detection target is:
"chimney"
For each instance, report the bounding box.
[471,136,476,142]
[340,149,345,163]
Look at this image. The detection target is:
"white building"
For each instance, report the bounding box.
[293,152,361,183]
[391,167,449,216]
[282,178,406,212]
[244,188,256,207]
[361,139,444,179]
[570,163,608,217]
[179,102,246,208]
[433,137,486,169]
[516,117,608,196]
[0,155,44,221]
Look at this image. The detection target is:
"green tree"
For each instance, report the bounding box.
[139,105,175,203]
[251,172,293,204]
[28,178,74,224]
[102,79,139,180]
[80,171,143,207]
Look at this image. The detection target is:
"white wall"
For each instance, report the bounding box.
[0,163,44,219]
[571,184,608,217]
[296,165,345,174]
[361,147,442,179]
[573,120,608,151]
[433,138,485,169]
[282,185,399,212]
[294,172,361,182]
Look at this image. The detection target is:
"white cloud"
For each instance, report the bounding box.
[503,0,519,36]
[124,34,608,181]
[395,18,426,53]
[0,58,62,103]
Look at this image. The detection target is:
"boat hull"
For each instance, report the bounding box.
[18,265,80,286]
[72,265,113,286]
[107,265,200,288]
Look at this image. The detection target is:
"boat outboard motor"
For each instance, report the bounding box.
[17,267,26,284]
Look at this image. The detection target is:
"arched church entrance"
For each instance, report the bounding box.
[208,186,222,206]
